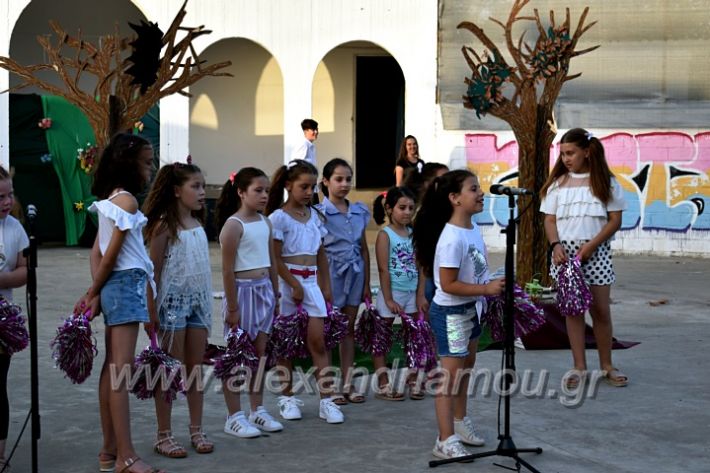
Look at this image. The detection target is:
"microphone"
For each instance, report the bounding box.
[489,184,534,196]
[26,204,38,221]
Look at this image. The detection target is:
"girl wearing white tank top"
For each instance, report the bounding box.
[143,161,214,458]
[215,167,283,438]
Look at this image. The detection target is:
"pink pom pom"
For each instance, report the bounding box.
[324,303,349,350]
[131,331,185,403]
[0,298,29,356]
[269,304,309,359]
[50,312,97,384]
[484,285,547,342]
[355,298,393,356]
[401,311,438,371]
[556,257,593,317]
[213,328,259,381]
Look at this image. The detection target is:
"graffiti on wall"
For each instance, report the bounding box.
[466,132,710,232]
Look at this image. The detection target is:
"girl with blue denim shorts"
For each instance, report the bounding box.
[412,170,505,461]
[143,160,214,457]
[215,167,283,439]
[372,187,428,400]
[266,159,344,425]
[73,133,166,473]
[316,158,371,405]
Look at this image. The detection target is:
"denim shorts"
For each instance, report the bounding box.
[329,263,365,308]
[100,269,150,326]
[429,301,481,357]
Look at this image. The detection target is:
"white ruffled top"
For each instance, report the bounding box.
[89,193,155,292]
[539,172,626,241]
[269,208,327,256]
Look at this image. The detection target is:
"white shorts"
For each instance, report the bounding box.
[279,264,327,318]
[376,289,417,318]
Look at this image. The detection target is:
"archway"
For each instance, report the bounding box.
[190,38,284,185]
[313,41,404,188]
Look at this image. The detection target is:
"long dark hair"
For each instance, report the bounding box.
[92,133,152,199]
[143,162,205,243]
[413,169,475,276]
[403,162,449,202]
[541,128,613,202]
[320,158,352,198]
[396,134,419,164]
[266,159,318,215]
[215,167,268,231]
[372,186,416,225]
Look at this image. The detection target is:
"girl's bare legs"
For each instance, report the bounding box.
[154,329,185,432]
[98,327,116,459]
[108,323,160,470]
[338,305,358,395]
[277,359,294,396]
[453,339,478,420]
[435,356,466,440]
[249,332,269,410]
[588,285,615,371]
[184,328,208,435]
[307,317,334,398]
[371,318,395,388]
[565,314,588,371]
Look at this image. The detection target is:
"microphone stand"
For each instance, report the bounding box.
[24,210,40,473]
[430,193,542,471]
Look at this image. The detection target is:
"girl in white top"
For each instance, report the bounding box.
[142,160,213,458]
[215,167,282,438]
[266,159,344,425]
[540,128,628,388]
[0,165,29,472]
[73,133,165,473]
[412,170,504,461]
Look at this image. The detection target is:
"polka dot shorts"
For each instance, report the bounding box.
[551,240,616,286]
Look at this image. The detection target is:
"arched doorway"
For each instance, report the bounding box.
[313,41,404,188]
[189,38,284,185]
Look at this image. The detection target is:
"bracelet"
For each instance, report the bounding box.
[227,308,238,313]
[548,241,561,256]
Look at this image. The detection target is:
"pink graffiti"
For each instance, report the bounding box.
[465,131,710,231]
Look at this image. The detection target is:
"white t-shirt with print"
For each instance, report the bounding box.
[433,222,489,309]
[0,215,29,302]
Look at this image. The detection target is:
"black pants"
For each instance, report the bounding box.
[0,354,9,440]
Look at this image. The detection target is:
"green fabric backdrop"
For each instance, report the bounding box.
[40,96,97,245]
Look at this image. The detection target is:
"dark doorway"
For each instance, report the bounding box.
[355,56,404,188]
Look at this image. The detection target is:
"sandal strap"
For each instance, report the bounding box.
[154,433,185,454]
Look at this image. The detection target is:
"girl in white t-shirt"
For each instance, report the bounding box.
[266,159,344,425]
[143,161,214,457]
[0,165,29,472]
[413,169,504,461]
[540,128,628,388]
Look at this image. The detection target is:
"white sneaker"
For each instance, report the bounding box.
[277,396,304,420]
[249,406,284,432]
[224,411,261,438]
[432,434,473,460]
[454,416,485,446]
[319,397,345,424]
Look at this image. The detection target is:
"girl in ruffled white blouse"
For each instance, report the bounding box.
[143,160,214,458]
[540,128,628,388]
[73,133,165,473]
[266,159,344,425]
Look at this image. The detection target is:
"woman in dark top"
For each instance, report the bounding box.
[394,135,425,186]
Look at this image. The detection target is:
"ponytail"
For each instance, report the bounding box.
[216,167,268,231]
[266,159,318,215]
[372,186,416,225]
[413,170,474,275]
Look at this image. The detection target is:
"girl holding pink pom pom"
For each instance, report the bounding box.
[142,159,214,457]
[413,169,504,460]
[266,159,344,425]
[372,186,427,401]
[0,165,29,472]
[540,128,628,388]
[214,167,282,438]
[72,133,165,473]
[316,158,371,405]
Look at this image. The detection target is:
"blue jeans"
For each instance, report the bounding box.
[429,301,481,357]
[100,269,150,326]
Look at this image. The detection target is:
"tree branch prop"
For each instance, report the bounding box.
[0,0,232,148]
